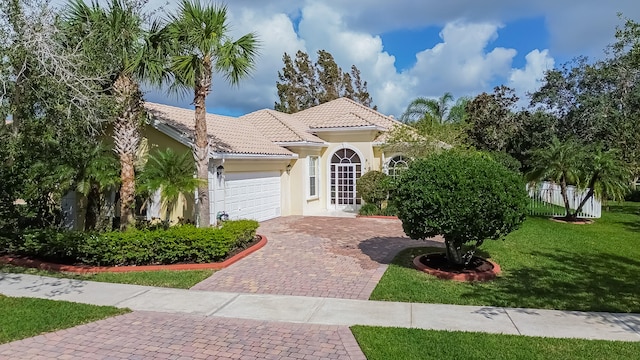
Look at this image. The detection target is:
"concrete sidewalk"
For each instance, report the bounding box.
[1,273,639,342]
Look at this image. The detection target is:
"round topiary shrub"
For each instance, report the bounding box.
[392,150,528,266]
[356,170,390,208]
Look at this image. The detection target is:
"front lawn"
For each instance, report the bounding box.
[370,202,640,312]
[0,264,213,289]
[351,326,640,360]
[0,295,128,344]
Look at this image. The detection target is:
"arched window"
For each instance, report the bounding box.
[387,155,408,178]
[330,148,362,206]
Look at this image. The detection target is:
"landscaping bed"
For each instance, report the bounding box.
[0,220,259,267]
[370,202,640,313]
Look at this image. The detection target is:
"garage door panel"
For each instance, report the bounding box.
[220,171,281,222]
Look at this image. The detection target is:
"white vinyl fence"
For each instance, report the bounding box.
[527,181,601,218]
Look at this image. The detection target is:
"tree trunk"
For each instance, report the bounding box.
[112,73,142,230]
[194,60,212,227]
[84,184,100,231]
[559,176,573,220]
[444,239,465,266]
[574,174,598,218]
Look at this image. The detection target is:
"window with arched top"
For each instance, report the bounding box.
[330,148,362,206]
[387,155,409,178]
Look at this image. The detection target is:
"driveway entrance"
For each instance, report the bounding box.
[192,216,443,299]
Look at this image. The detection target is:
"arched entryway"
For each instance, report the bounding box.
[329,148,362,210]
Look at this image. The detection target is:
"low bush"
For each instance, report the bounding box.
[356,171,390,208]
[358,203,379,216]
[2,220,259,267]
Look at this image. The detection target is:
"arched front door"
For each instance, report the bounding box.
[330,148,362,210]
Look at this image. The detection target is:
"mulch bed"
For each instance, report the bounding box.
[413,253,501,282]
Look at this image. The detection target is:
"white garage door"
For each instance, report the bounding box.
[223,171,281,222]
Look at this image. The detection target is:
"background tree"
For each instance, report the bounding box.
[64,0,166,229]
[465,86,521,152]
[275,49,375,113]
[400,92,455,125]
[393,150,527,266]
[1,0,109,231]
[164,0,258,226]
[531,18,640,181]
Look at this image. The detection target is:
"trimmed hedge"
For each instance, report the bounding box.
[1,220,259,267]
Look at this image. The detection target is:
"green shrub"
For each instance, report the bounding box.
[358,203,379,216]
[356,171,390,208]
[5,220,260,267]
[393,150,528,266]
[381,203,398,216]
[15,229,87,264]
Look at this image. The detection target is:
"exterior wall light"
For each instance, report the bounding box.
[216,165,224,178]
[286,163,292,174]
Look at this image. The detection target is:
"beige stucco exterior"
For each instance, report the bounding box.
[137,98,404,225]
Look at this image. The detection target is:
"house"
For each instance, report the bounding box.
[143,97,408,225]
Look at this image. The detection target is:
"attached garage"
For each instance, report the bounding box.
[215,171,282,222]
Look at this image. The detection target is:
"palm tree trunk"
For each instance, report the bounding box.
[194,63,212,227]
[574,173,598,217]
[112,74,142,230]
[559,176,573,219]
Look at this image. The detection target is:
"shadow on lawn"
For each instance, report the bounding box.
[459,249,640,313]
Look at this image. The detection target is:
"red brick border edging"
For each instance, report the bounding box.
[413,254,501,282]
[0,235,267,273]
[355,215,399,219]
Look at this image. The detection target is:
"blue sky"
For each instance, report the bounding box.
[135,0,640,117]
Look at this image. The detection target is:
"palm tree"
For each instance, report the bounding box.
[401,92,454,125]
[574,147,630,216]
[75,144,121,231]
[138,148,201,222]
[163,0,259,226]
[527,138,583,218]
[527,139,629,220]
[64,0,167,229]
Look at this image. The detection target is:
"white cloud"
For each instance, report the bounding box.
[406,22,517,104]
[509,49,555,105]
[61,0,634,118]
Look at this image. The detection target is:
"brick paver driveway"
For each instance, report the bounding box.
[0,312,366,360]
[192,216,443,299]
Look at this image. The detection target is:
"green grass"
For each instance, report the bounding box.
[0,295,128,344]
[351,326,640,360]
[370,202,640,312]
[0,264,213,289]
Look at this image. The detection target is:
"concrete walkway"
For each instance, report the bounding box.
[2,273,639,342]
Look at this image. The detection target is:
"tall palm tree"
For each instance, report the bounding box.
[138,148,201,222]
[164,0,258,226]
[64,0,167,229]
[401,92,454,125]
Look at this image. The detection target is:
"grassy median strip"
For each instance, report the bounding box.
[0,295,129,344]
[0,264,213,289]
[370,202,640,312]
[350,326,640,360]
